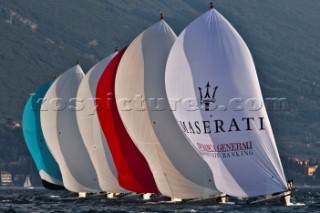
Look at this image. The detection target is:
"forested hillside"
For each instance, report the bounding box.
[0,0,319,173]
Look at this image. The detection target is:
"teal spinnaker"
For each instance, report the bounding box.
[22,81,64,190]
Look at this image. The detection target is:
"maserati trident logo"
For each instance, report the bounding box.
[198,82,218,111]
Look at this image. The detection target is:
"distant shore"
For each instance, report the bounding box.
[0,186,44,190]
[295,185,320,189]
[1,185,320,190]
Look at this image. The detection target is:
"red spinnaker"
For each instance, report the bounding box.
[96,47,159,193]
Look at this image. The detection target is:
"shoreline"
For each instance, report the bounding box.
[0,186,44,190]
[295,185,320,189]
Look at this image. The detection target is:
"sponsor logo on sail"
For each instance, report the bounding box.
[178,81,266,158]
[196,141,254,159]
[198,81,218,111]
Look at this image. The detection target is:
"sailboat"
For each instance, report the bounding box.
[165,4,292,205]
[22,81,65,190]
[76,51,127,195]
[40,64,100,195]
[96,47,159,194]
[24,175,34,189]
[115,15,220,200]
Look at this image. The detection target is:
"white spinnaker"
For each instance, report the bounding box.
[165,9,287,197]
[41,65,100,192]
[115,20,219,199]
[76,53,127,193]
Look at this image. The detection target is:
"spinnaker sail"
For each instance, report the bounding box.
[76,52,127,193]
[165,8,287,197]
[115,19,219,199]
[22,81,64,190]
[96,48,159,193]
[41,65,100,192]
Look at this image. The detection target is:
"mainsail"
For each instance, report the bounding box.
[76,52,127,193]
[96,47,159,193]
[165,8,287,197]
[41,65,100,192]
[24,175,33,188]
[22,81,64,190]
[115,19,219,198]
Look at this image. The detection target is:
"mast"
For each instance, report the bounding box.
[210,2,214,9]
[160,13,164,20]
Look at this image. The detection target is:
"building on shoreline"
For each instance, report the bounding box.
[1,171,14,186]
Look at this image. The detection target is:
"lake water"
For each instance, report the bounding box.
[0,187,317,212]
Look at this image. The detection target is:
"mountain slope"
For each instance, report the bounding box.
[0,0,319,162]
